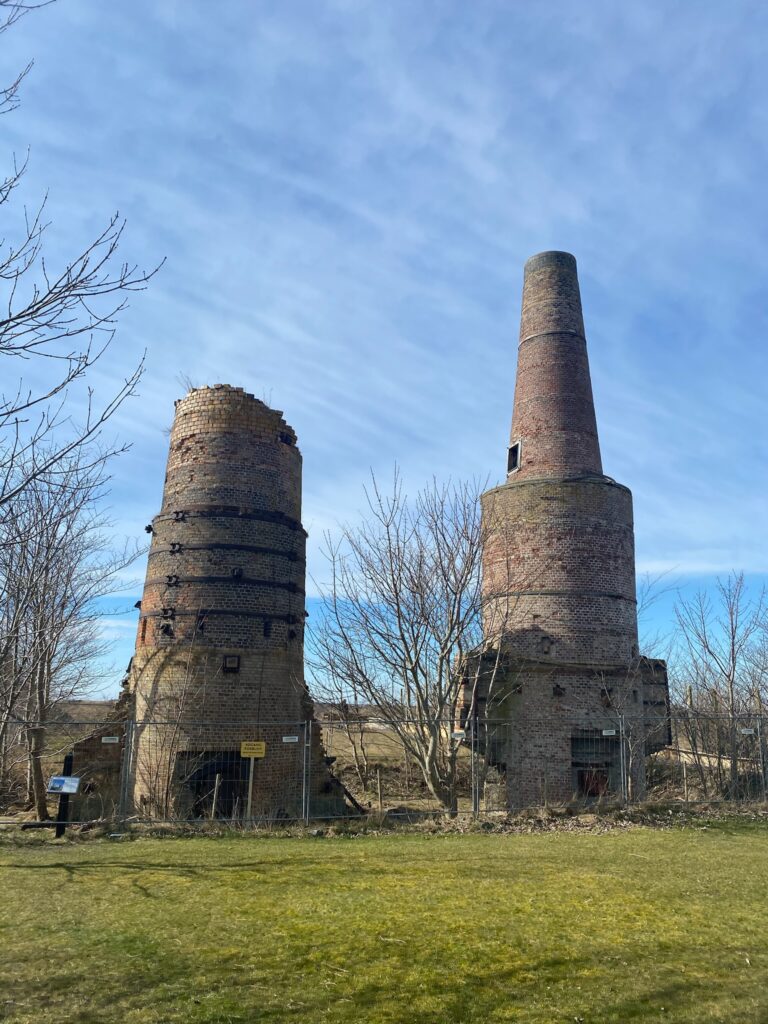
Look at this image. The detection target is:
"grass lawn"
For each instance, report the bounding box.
[1,825,767,1023]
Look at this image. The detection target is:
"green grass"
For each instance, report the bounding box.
[1,825,767,1023]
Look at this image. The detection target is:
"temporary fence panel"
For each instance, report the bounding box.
[2,710,766,826]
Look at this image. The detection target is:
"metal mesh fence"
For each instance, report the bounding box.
[1,710,766,826]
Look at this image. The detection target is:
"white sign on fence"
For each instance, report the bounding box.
[282,735,300,743]
[602,729,617,737]
[740,728,755,736]
[101,736,120,744]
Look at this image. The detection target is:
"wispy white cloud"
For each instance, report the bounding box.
[4,0,766,685]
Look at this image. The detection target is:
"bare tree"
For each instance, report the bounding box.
[0,448,141,816]
[308,472,506,814]
[674,573,767,798]
[1,0,161,507]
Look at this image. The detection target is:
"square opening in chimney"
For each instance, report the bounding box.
[507,441,521,474]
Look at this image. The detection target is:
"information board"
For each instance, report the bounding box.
[47,776,80,795]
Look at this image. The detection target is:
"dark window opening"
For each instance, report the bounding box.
[263,620,272,638]
[231,567,243,578]
[279,431,294,445]
[175,751,248,819]
[196,610,208,633]
[571,736,619,800]
[140,619,147,643]
[222,654,240,673]
[507,441,521,474]
[160,622,174,638]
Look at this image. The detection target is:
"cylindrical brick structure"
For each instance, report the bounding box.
[128,385,343,820]
[482,478,638,665]
[479,252,665,808]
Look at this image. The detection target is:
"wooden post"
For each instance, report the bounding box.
[55,752,74,839]
[210,772,221,820]
[246,758,255,822]
[377,766,383,811]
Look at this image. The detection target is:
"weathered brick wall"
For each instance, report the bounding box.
[70,725,126,819]
[129,385,344,819]
[482,476,638,665]
[491,663,651,808]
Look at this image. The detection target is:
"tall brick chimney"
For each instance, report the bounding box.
[477,252,669,809]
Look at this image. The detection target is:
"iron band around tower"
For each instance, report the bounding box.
[497,589,637,603]
[151,507,306,531]
[148,543,304,560]
[142,574,306,592]
[139,608,303,623]
[518,329,587,346]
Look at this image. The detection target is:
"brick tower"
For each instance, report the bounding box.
[477,252,668,808]
[128,385,344,819]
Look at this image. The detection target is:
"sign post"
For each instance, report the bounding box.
[50,753,77,838]
[240,741,266,821]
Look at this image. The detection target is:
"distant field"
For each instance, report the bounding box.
[1,825,767,1023]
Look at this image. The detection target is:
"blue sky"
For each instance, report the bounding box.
[3,1,767,693]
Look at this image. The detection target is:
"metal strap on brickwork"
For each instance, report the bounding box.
[152,506,304,531]
[138,608,302,623]
[501,588,637,603]
[148,543,304,561]
[518,328,587,346]
[142,574,305,594]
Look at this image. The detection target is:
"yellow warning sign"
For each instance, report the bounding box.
[241,741,266,759]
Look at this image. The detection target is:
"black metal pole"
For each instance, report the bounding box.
[54,752,74,839]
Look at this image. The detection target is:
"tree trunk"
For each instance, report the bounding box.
[28,725,49,820]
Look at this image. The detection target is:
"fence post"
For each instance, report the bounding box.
[471,712,480,818]
[118,718,135,820]
[468,717,475,818]
[300,721,307,823]
[757,716,767,803]
[303,719,312,825]
[618,715,628,804]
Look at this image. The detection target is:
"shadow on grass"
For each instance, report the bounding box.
[5,935,764,1024]
[1,858,304,876]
